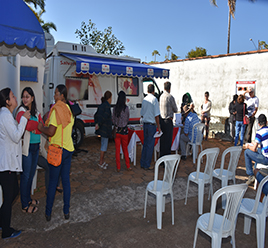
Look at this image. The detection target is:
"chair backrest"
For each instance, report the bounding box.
[191,123,205,144]
[207,184,248,235]
[219,146,242,177]
[153,154,181,192]
[196,147,220,179]
[250,175,268,215]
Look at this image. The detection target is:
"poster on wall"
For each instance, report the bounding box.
[236,80,256,95]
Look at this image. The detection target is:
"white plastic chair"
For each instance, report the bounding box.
[144,154,180,229]
[186,123,205,164]
[185,147,220,215]
[31,165,42,195]
[193,183,248,248]
[213,146,242,208]
[239,175,268,248]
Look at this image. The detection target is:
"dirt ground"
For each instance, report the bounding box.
[0,136,266,248]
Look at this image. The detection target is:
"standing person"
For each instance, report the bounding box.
[229,94,238,142]
[180,105,200,161]
[16,87,43,213]
[244,114,268,185]
[38,84,74,221]
[0,88,30,239]
[159,81,178,157]
[140,84,161,170]
[94,91,112,169]
[112,91,132,172]
[200,91,212,140]
[243,86,259,143]
[234,95,248,147]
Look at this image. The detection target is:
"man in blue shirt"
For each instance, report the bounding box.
[244,114,268,185]
[180,105,200,161]
[140,84,161,170]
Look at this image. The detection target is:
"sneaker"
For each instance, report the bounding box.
[3,230,21,239]
[246,175,256,185]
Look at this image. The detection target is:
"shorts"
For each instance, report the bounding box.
[100,137,109,152]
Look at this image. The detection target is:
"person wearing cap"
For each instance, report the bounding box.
[179,105,200,161]
[243,86,259,143]
[140,84,161,170]
[159,81,178,157]
[244,114,268,185]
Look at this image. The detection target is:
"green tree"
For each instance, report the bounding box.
[32,9,57,33]
[152,50,160,62]
[24,0,45,10]
[210,0,255,54]
[75,20,125,55]
[186,47,207,58]
[171,52,178,60]
[259,41,268,50]
[166,45,172,60]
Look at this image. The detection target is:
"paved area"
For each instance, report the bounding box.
[0,136,267,247]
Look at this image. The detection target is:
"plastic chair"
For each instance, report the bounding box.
[239,175,268,248]
[213,146,242,208]
[193,183,248,248]
[186,123,205,164]
[144,154,180,229]
[31,165,42,195]
[185,147,220,215]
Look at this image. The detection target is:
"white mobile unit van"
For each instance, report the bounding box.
[43,41,169,147]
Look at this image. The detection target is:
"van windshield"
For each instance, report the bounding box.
[142,78,161,100]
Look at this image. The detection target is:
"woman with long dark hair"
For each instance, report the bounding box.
[94,90,112,169]
[234,94,248,146]
[16,87,43,213]
[38,84,74,221]
[0,87,30,239]
[112,91,132,172]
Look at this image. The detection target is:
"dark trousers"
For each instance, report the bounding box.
[0,171,19,238]
[244,116,255,143]
[160,118,173,157]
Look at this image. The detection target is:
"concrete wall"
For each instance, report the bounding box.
[153,51,268,122]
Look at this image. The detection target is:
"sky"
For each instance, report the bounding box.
[42,0,268,62]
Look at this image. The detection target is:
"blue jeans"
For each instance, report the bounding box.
[244,148,268,176]
[46,149,73,216]
[234,121,246,146]
[20,143,40,209]
[140,123,156,168]
[256,172,268,195]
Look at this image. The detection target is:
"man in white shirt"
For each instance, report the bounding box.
[243,86,259,143]
[140,84,161,170]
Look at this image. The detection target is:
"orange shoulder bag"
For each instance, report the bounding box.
[47,127,63,167]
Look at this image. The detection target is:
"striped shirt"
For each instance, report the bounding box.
[255,126,268,158]
[184,112,200,141]
[159,91,178,119]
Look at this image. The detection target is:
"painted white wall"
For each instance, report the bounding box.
[153,51,268,121]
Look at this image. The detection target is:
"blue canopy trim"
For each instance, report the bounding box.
[61,53,169,79]
[0,0,45,58]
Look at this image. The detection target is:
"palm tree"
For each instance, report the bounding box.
[210,0,255,54]
[24,0,45,10]
[33,9,57,33]
[166,45,172,60]
[152,50,160,62]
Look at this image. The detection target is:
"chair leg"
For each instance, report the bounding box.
[221,179,228,209]
[144,190,148,218]
[156,193,163,230]
[170,192,174,225]
[162,195,165,212]
[244,215,252,235]
[31,169,38,195]
[198,183,205,215]
[193,145,196,164]
[256,216,266,248]
[193,224,199,248]
[185,178,190,205]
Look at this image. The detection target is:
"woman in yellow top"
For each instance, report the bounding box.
[38,84,74,221]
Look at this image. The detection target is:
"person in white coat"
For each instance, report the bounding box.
[0,88,30,239]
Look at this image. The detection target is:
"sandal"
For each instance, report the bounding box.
[98,162,108,170]
[29,199,39,205]
[22,205,38,213]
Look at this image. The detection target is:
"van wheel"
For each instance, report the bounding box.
[72,122,84,148]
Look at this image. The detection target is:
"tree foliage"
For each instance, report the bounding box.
[186,47,207,58]
[259,41,268,50]
[75,20,125,55]
[24,0,45,10]
[166,45,172,60]
[171,52,178,60]
[152,50,160,62]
